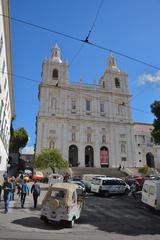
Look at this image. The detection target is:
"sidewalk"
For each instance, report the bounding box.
[0,182,50,232]
[0,182,49,210]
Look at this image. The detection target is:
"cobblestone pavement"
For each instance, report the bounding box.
[0,183,160,240]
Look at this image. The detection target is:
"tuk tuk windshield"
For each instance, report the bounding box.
[51,190,65,200]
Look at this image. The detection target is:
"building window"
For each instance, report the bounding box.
[121,143,126,153]
[49,141,55,149]
[86,100,91,112]
[0,156,1,165]
[71,100,76,111]
[0,36,3,56]
[87,127,91,132]
[49,130,56,134]
[0,100,4,121]
[52,69,58,79]
[120,134,126,138]
[100,103,104,113]
[121,157,127,161]
[142,135,145,143]
[115,77,120,88]
[102,81,105,88]
[2,60,5,74]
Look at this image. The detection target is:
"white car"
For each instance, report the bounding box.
[91,177,130,197]
[82,174,106,192]
[48,173,63,185]
[142,179,160,210]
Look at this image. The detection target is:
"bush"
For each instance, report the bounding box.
[138,165,149,175]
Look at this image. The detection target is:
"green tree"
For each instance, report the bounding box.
[9,127,29,153]
[151,100,160,144]
[34,148,69,173]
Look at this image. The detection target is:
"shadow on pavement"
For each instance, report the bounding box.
[78,193,160,236]
[12,216,64,230]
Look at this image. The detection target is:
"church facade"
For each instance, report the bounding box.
[35,44,136,168]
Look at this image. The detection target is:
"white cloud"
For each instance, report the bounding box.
[138,70,160,85]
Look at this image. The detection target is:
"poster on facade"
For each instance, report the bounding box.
[100,148,109,165]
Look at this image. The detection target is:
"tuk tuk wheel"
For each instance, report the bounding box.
[43,216,49,224]
[67,219,75,228]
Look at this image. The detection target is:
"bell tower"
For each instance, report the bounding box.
[41,43,68,86]
[99,54,128,93]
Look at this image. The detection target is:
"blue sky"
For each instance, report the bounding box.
[10,0,160,147]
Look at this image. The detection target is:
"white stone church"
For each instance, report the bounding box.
[35,44,138,168]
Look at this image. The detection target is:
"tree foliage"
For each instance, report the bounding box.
[138,165,149,175]
[9,127,28,153]
[34,148,69,173]
[151,100,160,144]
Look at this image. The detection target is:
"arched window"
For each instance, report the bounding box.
[52,69,58,79]
[115,77,120,88]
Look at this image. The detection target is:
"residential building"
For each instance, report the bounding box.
[0,0,14,177]
[35,44,136,168]
[134,122,160,169]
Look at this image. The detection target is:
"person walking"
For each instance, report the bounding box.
[2,177,12,213]
[31,180,41,208]
[10,177,16,201]
[0,179,2,201]
[20,179,29,208]
[130,181,137,199]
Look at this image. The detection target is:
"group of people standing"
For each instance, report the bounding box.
[0,174,41,214]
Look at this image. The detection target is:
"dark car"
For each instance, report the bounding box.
[68,179,86,195]
[125,175,144,190]
[125,179,141,191]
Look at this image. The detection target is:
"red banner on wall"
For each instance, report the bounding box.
[100,149,109,165]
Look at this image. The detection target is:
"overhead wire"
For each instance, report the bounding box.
[0,13,160,71]
[1,69,150,115]
[69,0,104,67]
[84,0,104,42]
[0,11,156,116]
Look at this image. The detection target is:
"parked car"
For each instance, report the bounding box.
[142,179,160,210]
[41,182,85,227]
[91,177,130,197]
[125,175,144,190]
[82,174,106,192]
[48,173,63,185]
[68,179,86,195]
[24,169,32,178]
[145,175,160,180]
[125,179,141,191]
[32,171,44,181]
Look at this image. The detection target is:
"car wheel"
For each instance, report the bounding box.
[125,189,130,195]
[104,191,109,197]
